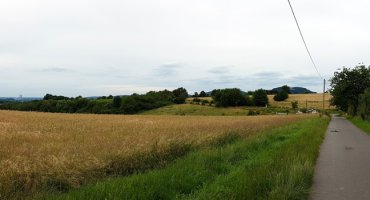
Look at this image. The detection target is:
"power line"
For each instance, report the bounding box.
[287,0,323,80]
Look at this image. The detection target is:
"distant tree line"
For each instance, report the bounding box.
[193,91,209,97]
[330,65,370,120]
[211,88,268,107]
[0,87,188,114]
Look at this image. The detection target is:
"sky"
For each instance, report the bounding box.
[1,0,370,97]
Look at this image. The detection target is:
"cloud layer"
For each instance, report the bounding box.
[0,0,369,96]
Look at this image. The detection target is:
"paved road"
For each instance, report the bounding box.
[310,116,370,200]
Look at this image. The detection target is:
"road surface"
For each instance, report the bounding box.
[310,116,370,200]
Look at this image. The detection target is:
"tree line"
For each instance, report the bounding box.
[0,87,188,114]
[330,65,370,120]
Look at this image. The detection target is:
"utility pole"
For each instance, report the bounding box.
[322,79,326,112]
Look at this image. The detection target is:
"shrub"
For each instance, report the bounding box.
[358,88,370,120]
[253,89,268,107]
[291,101,298,109]
[212,88,248,107]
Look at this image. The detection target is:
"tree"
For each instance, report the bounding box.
[330,65,370,115]
[199,91,207,97]
[291,101,298,110]
[358,88,370,120]
[273,85,289,101]
[112,96,122,108]
[193,92,199,97]
[281,85,290,94]
[172,87,188,104]
[273,91,288,101]
[212,88,248,107]
[253,89,268,107]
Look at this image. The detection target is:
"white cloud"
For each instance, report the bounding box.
[0,0,369,96]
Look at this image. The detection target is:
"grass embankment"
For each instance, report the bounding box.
[349,117,370,134]
[49,117,329,200]
[141,104,295,116]
[0,111,309,199]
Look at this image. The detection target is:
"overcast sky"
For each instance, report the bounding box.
[1,0,370,97]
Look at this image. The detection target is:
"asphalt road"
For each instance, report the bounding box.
[310,116,370,200]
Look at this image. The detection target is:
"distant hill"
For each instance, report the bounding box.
[271,87,316,94]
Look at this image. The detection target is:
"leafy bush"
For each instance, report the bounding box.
[358,88,370,120]
[212,88,249,107]
[291,101,298,109]
[253,89,268,107]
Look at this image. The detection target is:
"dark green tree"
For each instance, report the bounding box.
[112,96,122,108]
[172,87,188,104]
[281,85,290,94]
[253,89,268,107]
[358,88,370,120]
[330,65,370,115]
[212,88,248,107]
[199,91,207,97]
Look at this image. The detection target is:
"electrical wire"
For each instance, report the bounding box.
[287,0,323,80]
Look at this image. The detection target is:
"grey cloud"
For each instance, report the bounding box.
[154,64,182,77]
[208,66,231,75]
[31,67,73,73]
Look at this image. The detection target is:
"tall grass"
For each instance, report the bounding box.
[349,117,370,134]
[0,110,311,199]
[49,117,329,200]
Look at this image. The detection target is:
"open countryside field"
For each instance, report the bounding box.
[268,93,333,109]
[187,93,333,109]
[0,110,314,199]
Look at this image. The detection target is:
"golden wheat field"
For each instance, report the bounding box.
[187,93,333,109]
[268,93,333,109]
[0,110,314,198]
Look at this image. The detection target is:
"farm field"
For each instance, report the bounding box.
[187,93,333,109]
[145,93,333,116]
[267,93,333,109]
[141,104,293,116]
[0,110,313,199]
[50,117,329,200]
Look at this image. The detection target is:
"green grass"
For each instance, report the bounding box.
[140,104,293,116]
[349,117,370,134]
[48,117,329,200]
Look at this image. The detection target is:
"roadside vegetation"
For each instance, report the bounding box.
[348,117,370,134]
[0,110,311,199]
[0,87,188,114]
[330,65,370,119]
[48,117,329,200]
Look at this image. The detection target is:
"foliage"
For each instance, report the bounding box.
[358,88,370,120]
[349,117,370,134]
[330,65,370,115]
[291,101,298,110]
[211,88,249,107]
[273,91,289,101]
[0,88,188,114]
[43,94,70,101]
[112,96,122,108]
[273,85,290,101]
[253,89,269,107]
[120,90,175,114]
[172,87,188,104]
[199,91,208,97]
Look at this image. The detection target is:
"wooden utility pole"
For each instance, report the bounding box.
[323,79,326,111]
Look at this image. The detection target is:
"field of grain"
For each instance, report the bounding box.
[267,93,333,109]
[0,110,312,198]
[187,93,333,109]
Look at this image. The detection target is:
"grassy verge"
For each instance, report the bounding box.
[349,117,370,134]
[48,117,329,200]
[140,104,297,116]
